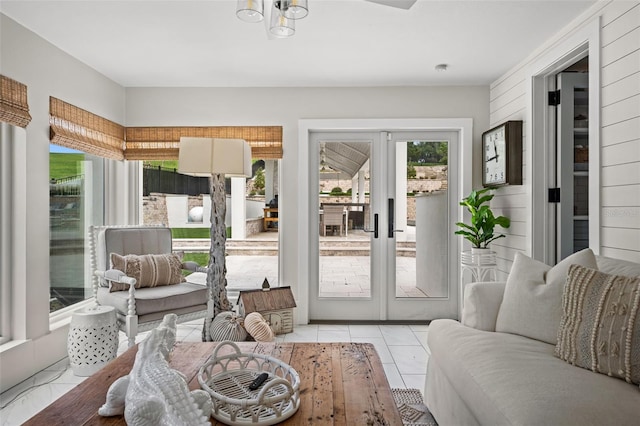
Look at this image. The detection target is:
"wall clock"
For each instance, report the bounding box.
[482,120,523,187]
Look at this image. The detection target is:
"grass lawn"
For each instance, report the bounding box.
[183,252,209,267]
[50,153,85,180]
[145,160,179,170]
[171,228,210,239]
[171,227,232,239]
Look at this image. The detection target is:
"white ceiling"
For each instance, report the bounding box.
[1,0,596,88]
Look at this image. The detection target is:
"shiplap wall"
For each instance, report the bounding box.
[489,1,640,277]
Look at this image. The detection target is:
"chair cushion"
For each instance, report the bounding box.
[97,282,208,316]
[495,248,597,344]
[556,265,640,385]
[109,253,185,292]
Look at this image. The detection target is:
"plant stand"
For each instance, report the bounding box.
[460,250,498,282]
[460,250,498,307]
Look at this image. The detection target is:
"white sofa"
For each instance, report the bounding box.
[425,254,640,426]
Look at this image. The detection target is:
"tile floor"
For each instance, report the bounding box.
[0,321,430,425]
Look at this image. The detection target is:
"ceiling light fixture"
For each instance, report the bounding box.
[236,0,264,23]
[237,0,309,38]
[435,64,448,72]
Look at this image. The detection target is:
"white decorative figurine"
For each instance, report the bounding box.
[98,314,213,425]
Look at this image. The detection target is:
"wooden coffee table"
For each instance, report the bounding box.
[24,341,402,425]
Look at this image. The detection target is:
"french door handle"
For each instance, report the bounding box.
[387,198,404,237]
[363,213,379,238]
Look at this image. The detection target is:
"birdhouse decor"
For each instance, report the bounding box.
[237,286,296,334]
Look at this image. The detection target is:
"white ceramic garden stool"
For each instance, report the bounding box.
[67,305,119,376]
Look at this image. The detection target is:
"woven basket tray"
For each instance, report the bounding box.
[198,341,301,425]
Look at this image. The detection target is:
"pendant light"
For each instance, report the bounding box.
[270,3,295,37]
[236,0,264,23]
[277,0,309,20]
[237,0,309,38]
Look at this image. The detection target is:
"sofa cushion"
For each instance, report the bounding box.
[462,281,506,331]
[97,282,208,316]
[596,255,640,277]
[109,252,186,292]
[428,319,640,426]
[556,265,640,385]
[495,249,597,344]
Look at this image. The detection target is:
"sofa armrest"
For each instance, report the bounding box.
[461,281,506,331]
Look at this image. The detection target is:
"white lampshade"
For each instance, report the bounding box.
[178,138,252,177]
[236,0,264,23]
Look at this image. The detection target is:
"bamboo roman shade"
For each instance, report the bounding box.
[48,97,282,161]
[0,75,32,128]
[49,97,125,160]
[125,126,283,160]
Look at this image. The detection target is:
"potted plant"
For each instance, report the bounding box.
[455,188,510,252]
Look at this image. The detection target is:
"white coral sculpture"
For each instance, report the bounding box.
[98,314,213,425]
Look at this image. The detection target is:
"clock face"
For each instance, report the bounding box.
[484,125,507,185]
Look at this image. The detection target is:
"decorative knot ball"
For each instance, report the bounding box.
[188,206,204,223]
[244,312,275,342]
[209,312,247,342]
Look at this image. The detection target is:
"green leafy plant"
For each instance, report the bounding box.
[330,186,343,196]
[455,188,510,248]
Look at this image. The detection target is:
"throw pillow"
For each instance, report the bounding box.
[556,265,640,385]
[109,252,186,292]
[495,248,598,344]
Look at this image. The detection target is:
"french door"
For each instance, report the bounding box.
[308,130,459,321]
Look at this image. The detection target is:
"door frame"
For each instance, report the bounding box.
[530,18,600,264]
[297,118,473,324]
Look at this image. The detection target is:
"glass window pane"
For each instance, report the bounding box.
[49,145,104,312]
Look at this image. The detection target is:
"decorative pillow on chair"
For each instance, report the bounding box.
[109,253,186,292]
[556,265,640,385]
[495,248,598,344]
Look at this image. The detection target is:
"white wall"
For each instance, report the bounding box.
[0,14,127,391]
[488,1,640,277]
[125,85,490,320]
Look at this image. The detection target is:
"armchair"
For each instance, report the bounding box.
[89,225,213,347]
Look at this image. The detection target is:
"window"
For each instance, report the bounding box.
[49,144,105,312]
[0,123,14,343]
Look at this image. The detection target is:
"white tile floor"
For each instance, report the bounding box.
[0,321,430,426]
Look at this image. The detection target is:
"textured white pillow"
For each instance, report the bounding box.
[495,249,597,344]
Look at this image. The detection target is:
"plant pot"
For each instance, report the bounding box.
[471,247,491,255]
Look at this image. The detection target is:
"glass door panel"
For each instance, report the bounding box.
[318,140,372,298]
[394,140,449,299]
[309,132,381,321]
[386,132,458,321]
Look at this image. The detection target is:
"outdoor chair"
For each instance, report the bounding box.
[89,225,212,347]
[321,204,346,236]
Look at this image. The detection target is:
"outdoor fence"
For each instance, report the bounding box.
[143,164,216,196]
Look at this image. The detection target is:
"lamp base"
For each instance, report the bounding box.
[202,173,233,341]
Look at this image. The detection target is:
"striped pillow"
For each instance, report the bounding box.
[109,253,186,292]
[555,264,640,385]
